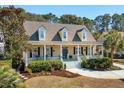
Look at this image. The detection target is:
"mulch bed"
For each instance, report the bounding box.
[22,70,80,79]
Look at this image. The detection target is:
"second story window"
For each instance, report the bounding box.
[63,31,68,41]
[40,31,44,39]
[63,31,67,39]
[38,26,46,41]
[83,32,86,39]
[82,31,87,41]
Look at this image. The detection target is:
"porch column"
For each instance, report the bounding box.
[44,45,46,60]
[60,44,63,61]
[89,45,92,58]
[23,51,28,67]
[32,48,34,58]
[77,45,80,61]
[101,45,104,57]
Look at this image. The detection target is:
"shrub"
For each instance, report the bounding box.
[25,67,32,75]
[0,66,24,88]
[0,60,11,67]
[28,60,63,72]
[81,57,111,70]
[64,64,66,69]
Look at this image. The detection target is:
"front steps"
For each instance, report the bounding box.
[63,61,81,69]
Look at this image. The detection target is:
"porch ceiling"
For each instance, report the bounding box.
[28,41,103,46]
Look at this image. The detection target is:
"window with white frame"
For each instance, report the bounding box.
[82,31,87,41]
[38,26,46,41]
[40,31,44,39]
[62,31,68,41]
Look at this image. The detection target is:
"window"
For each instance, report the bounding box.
[83,32,86,39]
[82,31,87,41]
[40,31,44,39]
[62,31,68,41]
[38,26,46,41]
[63,32,67,39]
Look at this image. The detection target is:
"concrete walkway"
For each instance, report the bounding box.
[66,63,124,79]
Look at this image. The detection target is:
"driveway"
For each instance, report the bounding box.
[66,63,124,79]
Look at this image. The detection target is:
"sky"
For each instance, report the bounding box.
[2,5,124,19]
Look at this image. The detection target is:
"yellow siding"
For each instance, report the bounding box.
[30,45,98,58]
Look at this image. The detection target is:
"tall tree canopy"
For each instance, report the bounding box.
[59,14,84,25]
[0,6,28,59]
[94,14,111,32]
[42,13,59,23]
[83,17,94,31]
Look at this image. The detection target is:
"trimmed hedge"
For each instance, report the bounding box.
[28,60,63,72]
[81,57,111,70]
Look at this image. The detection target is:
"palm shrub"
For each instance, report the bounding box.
[103,30,124,65]
[0,66,24,88]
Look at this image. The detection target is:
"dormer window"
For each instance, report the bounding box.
[63,31,67,39]
[82,30,87,41]
[62,31,68,41]
[77,27,88,41]
[59,27,68,41]
[83,32,86,39]
[40,31,44,39]
[38,26,46,41]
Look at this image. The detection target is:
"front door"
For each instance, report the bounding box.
[62,48,68,59]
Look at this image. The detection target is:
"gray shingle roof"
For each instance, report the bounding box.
[24,21,102,45]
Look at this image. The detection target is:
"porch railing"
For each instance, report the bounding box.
[29,54,103,61]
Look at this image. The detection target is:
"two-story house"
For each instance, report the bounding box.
[23,21,103,64]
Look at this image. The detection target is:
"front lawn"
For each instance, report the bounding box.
[25,75,124,88]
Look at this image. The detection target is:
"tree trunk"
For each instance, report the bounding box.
[110,48,114,65]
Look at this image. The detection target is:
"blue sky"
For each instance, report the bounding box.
[2,5,124,19]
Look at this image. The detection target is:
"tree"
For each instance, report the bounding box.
[0,6,29,67]
[93,31,102,41]
[59,14,83,25]
[111,14,121,31]
[25,12,46,22]
[0,66,24,88]
[94,14,111,32]
[120,13,124,31]
[103,29,124,64]
[83,17,94,31]
[42,13,59,23]
[94,15,104,32]
[102,14,111,31]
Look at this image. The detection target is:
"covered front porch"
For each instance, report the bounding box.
[27,43,103,62]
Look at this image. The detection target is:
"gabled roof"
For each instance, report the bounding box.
[23,21,97,44]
